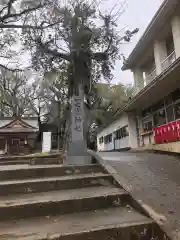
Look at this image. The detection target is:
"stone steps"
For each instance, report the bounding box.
[0,158,61,165]
[0,164,105,181]
[0,207,157,240]
[0,160,28,165]
[0,154,63,165]
[0,173,113,196]
[0,186,128,220]
[0,161,168,239]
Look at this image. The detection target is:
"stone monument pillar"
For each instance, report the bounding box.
[66,84,91,165]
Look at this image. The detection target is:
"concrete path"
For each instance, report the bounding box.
[98,151,180,239]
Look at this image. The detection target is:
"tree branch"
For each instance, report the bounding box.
[0,6,7,16]
[0,2,44,22]
[92,52,108,61]
[0,24,42,29]
[7,0,15,15]
[0,63,22,72]
[37,40,71,61]
[1,100,12,108]
[41,20,63,29]
[105,35,113,53]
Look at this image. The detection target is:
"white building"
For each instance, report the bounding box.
[97,112,138,151]
[97,0,180,152]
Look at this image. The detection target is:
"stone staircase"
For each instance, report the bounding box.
[0,153,62,165]
[0,160,167,239]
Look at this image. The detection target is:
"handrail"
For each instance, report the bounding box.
[132,79,145,96]
[162,51,176,71]
[145,69,156,84]
[162,51,175,65]
[132,68,157,96]
[146,69,156,79]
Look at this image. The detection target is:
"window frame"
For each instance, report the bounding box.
[12,139,20,145]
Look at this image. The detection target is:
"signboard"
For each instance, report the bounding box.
[42,132,52,153]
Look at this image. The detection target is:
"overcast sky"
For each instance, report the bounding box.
[110,0,164,85]
[7,0,164,84]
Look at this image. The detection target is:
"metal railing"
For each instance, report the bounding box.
[145,69,157,85]
[132,86,137,97]
[132,80,145,96]
[162,51,176,71]
[132,68,157,97]
[131,51,176,98]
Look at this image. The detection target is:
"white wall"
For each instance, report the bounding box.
[133,69,144,90]
[127,113,138,149]
[114,137,129,150]
[98,141,104,152]
[143,135,150,146]
[153,40,167,75]
[142,133,155,146]
[150,134,155,144]
[172,15,180,58]
[97,113,130,151]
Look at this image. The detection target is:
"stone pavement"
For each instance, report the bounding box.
[98,151,180,239]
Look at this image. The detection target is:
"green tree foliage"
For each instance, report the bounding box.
[20,0,138,148]
[88,82,133,127]
[85,82,133,148]
[0,0,138,149]
[22,0,138,95]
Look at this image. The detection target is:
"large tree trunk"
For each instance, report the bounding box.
[37,114,42,142]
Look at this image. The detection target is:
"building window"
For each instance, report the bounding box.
[143,121,153,132]
[142,107,152,117]
[174,102,180,120]
[99,137,104,144]
[115,129,121,139]
[166,106,174,122]
[142,114,153,132]
[153,109,166,127]
[115,126,129,139]
[108,134,112,143]
[165,93,173,106]
[152,100,164,112]
[140,88,180,129]
[12,139,20,145]
[52,135,58,142]
[166,35,174,56]
[122,126,129,137]
[172,89,180,103]
[104,134,112,144]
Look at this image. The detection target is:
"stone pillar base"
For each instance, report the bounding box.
[66,140,92,165]
[66,155,92,165]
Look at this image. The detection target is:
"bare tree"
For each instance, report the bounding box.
[0,69,36,116]
[0,0,61,70]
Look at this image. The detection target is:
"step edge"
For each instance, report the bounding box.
[0,164,102,172]
[0,218,154,240]
[45,219,154,239]
[0,189,128,208]
[0,173,112,186]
